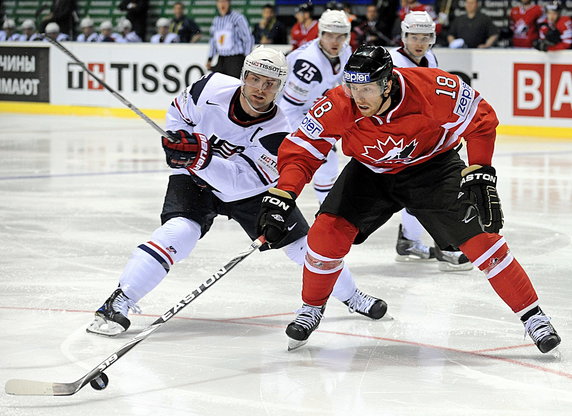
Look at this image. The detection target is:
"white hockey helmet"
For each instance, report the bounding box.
[3,19,16,29]
[117,18,132,31]
[80,17,94,28]
[21,19,36,30]
[318,9,351,38]
[401,11,436,45]
[241,46,288,93]
[156,17,171,28]
[45,22,60,34]
[99,20,113,31]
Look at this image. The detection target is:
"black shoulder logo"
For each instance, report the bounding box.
[293,59,323,84]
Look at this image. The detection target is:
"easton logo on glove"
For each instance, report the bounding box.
[458,164,504,233]
[257,188,296,245]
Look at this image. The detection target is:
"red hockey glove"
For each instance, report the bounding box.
[458,165,504,233]
[162,130,212,171]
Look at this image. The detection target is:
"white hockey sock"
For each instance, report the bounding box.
[331,264,357,302]
[401,208,425,242]
[283,236,357,302]
[120,217,201,303]
[120,249,168,303]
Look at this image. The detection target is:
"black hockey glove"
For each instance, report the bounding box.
[533,39,549,52]
[256,188,297,245]
[545,28,561,45]
[162,130,212,171]
[458,165,504,233]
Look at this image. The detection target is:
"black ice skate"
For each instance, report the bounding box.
[395,224,435,262]
[343,289,387,320]
[434,245,473,272]
[286,304,326,351]
[523,309,561,353]
[86,288,140,336]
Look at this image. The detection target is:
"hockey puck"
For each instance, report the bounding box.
[90,372,109,391]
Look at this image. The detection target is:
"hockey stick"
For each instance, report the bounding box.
[5,237,266,396]
[41,34,175,142]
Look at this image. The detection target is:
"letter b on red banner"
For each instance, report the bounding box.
[513,63,544,117]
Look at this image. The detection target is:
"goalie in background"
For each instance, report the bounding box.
[87,46,387,337]
[533,1,572,51]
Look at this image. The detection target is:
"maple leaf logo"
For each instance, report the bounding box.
[361,136,418,163]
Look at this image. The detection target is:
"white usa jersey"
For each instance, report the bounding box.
[166,73,292,202]
[278,38,352,128]
[389,46,438,69]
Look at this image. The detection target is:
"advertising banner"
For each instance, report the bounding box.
[1,43,570,129]
[0,44,49,102]
[49,43,210,109]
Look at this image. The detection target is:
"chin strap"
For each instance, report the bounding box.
[240,88,276,115]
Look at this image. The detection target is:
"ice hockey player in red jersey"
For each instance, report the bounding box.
[509,0,544,48]
[256,45,561,353]
[535,1,572,51]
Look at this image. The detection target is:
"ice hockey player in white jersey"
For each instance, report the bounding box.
[87,46,387,336]
[278,9,352,204]
[390,11,472,272]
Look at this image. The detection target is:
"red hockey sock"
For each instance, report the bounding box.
[301,214,358,306]
[460,233,538,313]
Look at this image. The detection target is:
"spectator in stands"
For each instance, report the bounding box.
[290,2,319,50]
[352,4,394,49]
[534,1,572,51]
[18,19,41,41]
[207,0,254,78]
[169,2,201,43]
[150,17,179,43]
[44,22,70,42]
[0,19,19,41]
[115,18,141,42]
[510,0,544,48]
[252,4,287,44]
[119,0,148,41]
[97,21,117,42]
[447,0,499,48]
[40,0,77,37]
[76,17,98,42]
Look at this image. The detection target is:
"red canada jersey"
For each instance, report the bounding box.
[539,16,572,51]
[290,20,319,50]
[510,4,544,48]
[277,68,499,196]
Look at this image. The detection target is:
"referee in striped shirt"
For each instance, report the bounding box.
[207,0,255,78]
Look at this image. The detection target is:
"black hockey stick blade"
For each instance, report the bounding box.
[5,237,266,396]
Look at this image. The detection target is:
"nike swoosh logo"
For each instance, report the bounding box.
[463,215,477,224]
[287,222,298,231]
[206,100,219,106]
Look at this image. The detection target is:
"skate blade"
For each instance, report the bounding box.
[395,255,435,263]
[438,262,474,272]
[86,316,125,337]
[287,338,308,351]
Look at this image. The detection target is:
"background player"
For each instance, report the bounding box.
[278,9,352,204]
[390,11,471,271]
[87,46,386,336]
[257,46,561,354]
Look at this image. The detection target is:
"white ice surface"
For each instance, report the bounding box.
[0,114,571,416]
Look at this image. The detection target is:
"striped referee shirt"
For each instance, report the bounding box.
[208,9,254,59]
